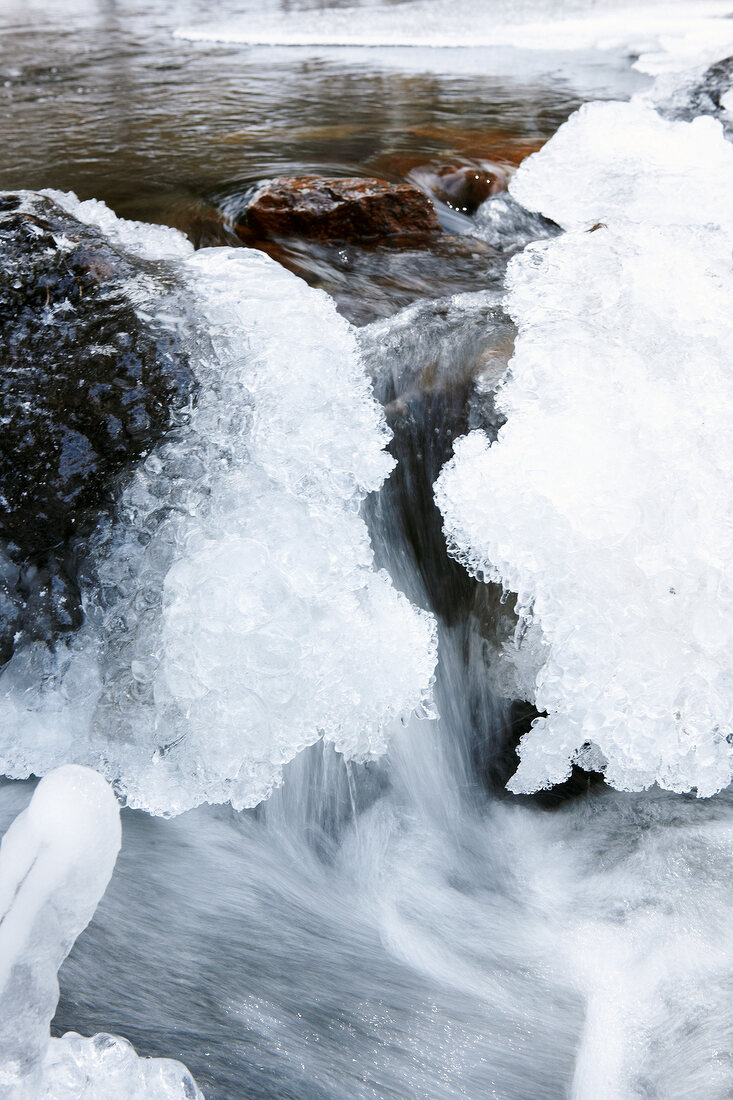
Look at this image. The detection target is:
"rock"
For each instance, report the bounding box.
[656,55,733,136]
[0,190,193,660]
[408,162,509,214]
[241,176,440,244]
[682,55,733,115]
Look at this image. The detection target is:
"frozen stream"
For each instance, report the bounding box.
[2,1,733,1097]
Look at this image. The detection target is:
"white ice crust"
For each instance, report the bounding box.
[0,196,437,816]
[436,98,733,797]
[0,766,202,1098]
[174,0,733,59]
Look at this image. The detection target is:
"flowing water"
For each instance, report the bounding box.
[2,1,733,1097]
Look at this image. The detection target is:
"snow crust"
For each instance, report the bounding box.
[436,99,733,796]
[0,195,437,816]
[0,766,202,1098]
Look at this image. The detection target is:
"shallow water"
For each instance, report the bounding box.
[0,0,643,300]
[3,2,733,1098]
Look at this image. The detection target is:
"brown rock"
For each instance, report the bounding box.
[242,177,440,244]
[408,162,509,214]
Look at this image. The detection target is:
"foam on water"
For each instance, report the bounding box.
[0,194,437,816]
[437,71,733,795]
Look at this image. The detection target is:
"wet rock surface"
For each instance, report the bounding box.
[407,160,509,215]
[239,176,441,244]
[679,55,733,118]
[0,190,193,662]
[193,174,557,325]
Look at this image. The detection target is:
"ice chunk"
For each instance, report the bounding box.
[0,196,437,816]
[0,766,121,1098]
[0,767,203,1098]
[509,99,733,231]
[436,100,733,797]
[40,1033,203,1099]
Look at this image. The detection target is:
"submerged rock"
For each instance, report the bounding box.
[408,161,509,215]
[240,176,440,244]
[0,190,193,661]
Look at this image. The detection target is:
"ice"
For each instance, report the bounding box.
[509,99,733,230]
[0,195,437,816]
[174,0,733,56]
[40,1033,203,1099]
[0,766,203,1098]
[436,97,733,796]
[0,766,121,1098]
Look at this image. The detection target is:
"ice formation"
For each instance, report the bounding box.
[0,765,202,1098]
[0,194,437,816]
[436,97,733,796]
[175,0,733,55]
[40,1032,203,1100]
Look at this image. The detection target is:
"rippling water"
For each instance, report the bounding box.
[0,0,643,223]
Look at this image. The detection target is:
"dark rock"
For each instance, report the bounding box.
[684,55,733,115]
[0,190,193,660]
[408,161,509,215]
[657,55,733,134]
[241,176,440,244]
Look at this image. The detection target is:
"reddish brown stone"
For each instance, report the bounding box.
[242,177,440,244]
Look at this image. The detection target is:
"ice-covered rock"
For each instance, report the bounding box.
[436,99,733,797]
[0,766,203,1098]
[0,191,193,666]
[0,195,437,816]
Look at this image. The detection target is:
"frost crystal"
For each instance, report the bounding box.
[436,100,733,797]
[0,195,437,816]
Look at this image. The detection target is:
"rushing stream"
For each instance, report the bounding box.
[2,1,733,1097]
